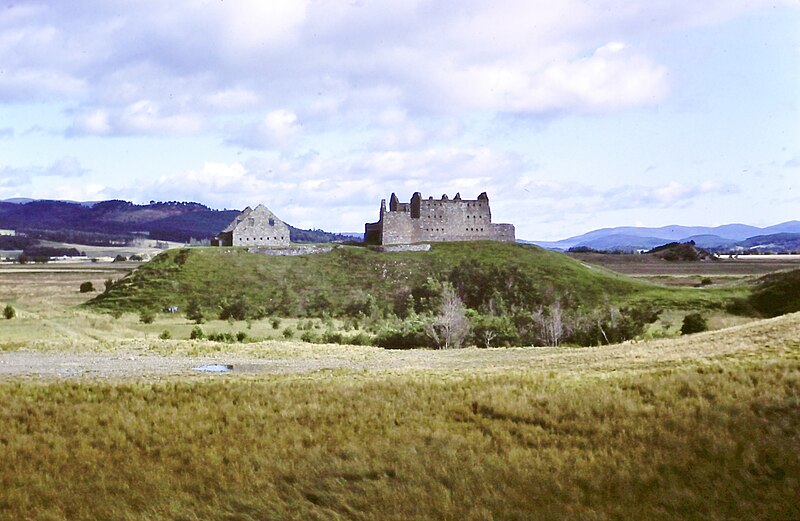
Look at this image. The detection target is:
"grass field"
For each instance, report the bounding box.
[1,259,798,520]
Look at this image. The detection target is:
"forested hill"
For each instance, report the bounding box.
[0,199,350,244]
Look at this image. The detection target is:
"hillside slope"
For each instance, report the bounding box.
[88,242,652,316]
[87,242,741,320]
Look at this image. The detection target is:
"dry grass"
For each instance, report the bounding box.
[1,263,798,520]
[0,315,798,520]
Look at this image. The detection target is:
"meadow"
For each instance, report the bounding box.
[0,259,798,520]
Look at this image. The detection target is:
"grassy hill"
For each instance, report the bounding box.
[87,242,742,320]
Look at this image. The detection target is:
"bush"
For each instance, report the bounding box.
[236,331,248,342]
[271,318,281,329]
[113,254,127,263]
[700,277,713,286]
[79,281,94,293]
[3,304,16,320]
[208,332,236,343]
[139,310,156,324]
[282,327,295,339]
[681,313,708,335]
[300,330,321,343]
[186,300,205,324]
[159,330,172,340]
[190,326,205,340]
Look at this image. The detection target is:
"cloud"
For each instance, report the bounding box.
[227,110,302,149]
[3,0,784,138]
[0,128,12,139]
[0,157,88,190]
[43,157,88,178]
[0,166,31,188]
[784,156,800,168]
[67,101,204,137]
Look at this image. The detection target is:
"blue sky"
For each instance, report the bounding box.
[0,1,797,240]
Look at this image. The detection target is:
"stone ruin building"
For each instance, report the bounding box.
[365,192,515,246]
[212,204,290,247]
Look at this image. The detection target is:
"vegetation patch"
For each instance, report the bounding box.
[86,242,746,347]
[1,345,797,520]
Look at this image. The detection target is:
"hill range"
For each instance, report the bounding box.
[531,221,800,253]
[0,199,348,244]
[1,197,797,252]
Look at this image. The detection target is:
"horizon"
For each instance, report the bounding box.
[1,2,798,241]
[2,195,797,243]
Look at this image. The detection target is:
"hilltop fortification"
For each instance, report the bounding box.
[365,192,515,245]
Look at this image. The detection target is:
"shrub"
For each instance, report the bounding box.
[186,300,205,324]
[700,277,713,286]
[3,304,16,320]
[300,330,320,343]
[190,326,205,340]
[79,281,94,293]
[113,254,127,263]
[322,330,344,344]
[271,318,281,329]
[159,330,172,340]
[282,327,295,339]
[236,331,248,342]
[346,332,372,346]
[139,310,156,324]
[681,313,708,335]
[208,332,236,343]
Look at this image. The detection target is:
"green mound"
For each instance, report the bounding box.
[88,242,652,317]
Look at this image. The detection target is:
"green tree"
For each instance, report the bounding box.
[3,304,16,320]
[681,313,708,335]
[186,300,205,324]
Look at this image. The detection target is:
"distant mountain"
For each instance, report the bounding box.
[532,221,800,253]
[0,199,349,245]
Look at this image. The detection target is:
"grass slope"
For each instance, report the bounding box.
[87,242,739,317]
[1,313,798,520]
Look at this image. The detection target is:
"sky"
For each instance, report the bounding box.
[0,1,798,240]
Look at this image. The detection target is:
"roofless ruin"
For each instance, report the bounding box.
[365,192,515,246]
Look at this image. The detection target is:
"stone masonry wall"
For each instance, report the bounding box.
[365,192,515,245]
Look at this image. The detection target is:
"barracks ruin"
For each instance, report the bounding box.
[212,204,290,247]
[214,192,514,248]
[365,192,515,246]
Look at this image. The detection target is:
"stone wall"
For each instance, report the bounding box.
[214,204,290,247]
[365,192,515,245]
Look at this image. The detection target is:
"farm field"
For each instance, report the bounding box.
[0,260,798,520]
[568,251,800,286]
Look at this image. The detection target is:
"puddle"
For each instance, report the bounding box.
[192,364,233,373]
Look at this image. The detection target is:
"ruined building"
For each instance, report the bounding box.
[212,204,290,247]
[365,192,515,245]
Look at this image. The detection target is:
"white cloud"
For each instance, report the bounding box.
[43,157,88,178]
[68,101,204,137]
[4,0,781,134]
